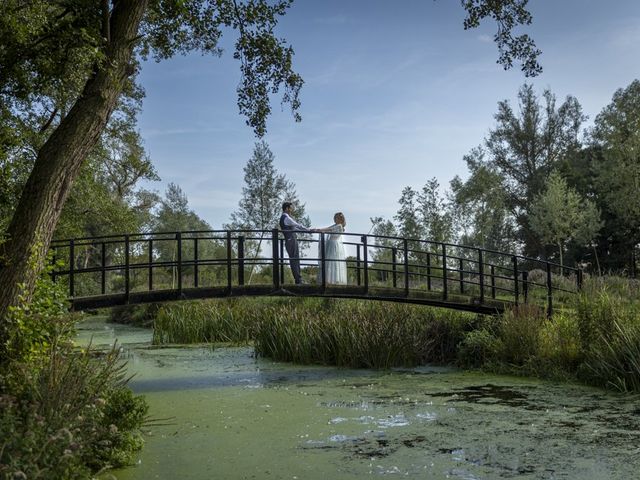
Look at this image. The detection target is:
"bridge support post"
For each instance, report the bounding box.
[403,239,409,297]
[279,238,285,285]
[69,239,75,298]
[512,256,519,306]
[356,244,361,286]
[491,265,496,299]
[442,244,447,301]
[577,269,583,291]
[320,233,326,293]
[362,235,369,294]
[194,237,199,288]
[426,252,431,291]
[101,242,106,295]
[238,236,245,286]
[546,262,553,318]
[392,247,397,288]
[478,249,484,304]
[124,235,130,304]
[272,229,280,289]
[459,257,464,294]
[148,239,153,291]
[226,231,232,292]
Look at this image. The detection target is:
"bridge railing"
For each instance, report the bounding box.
[50,229,582,315]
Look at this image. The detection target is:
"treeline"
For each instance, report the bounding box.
[1,106,210,243]
[375,81,640,273]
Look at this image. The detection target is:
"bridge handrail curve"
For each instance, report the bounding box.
[49,228,582,316]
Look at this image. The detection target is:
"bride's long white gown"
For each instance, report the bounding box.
[318,224,347,285]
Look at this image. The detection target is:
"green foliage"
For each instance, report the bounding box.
[537,312,581,369]
[0,343,148,478]
[529,171,601,266]
[459,84,586,256]
[4,257,71,365]
[591,80,640,246]
[495,305,545,365]
[457,328,503,368]
[153,298,475,368]
[450,154,516,251]
[457,277,640,391]
[461,0,541,76]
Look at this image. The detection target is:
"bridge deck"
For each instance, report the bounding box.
[72,284,506,315]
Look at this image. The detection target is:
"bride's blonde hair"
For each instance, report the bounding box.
[334,212,346,227]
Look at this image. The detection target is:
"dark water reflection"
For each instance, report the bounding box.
[78,317,640,480]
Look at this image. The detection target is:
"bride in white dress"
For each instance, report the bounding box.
[314,212,347,285]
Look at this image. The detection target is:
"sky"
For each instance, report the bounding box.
[137,0,640,235]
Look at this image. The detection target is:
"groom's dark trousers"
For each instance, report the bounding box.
[284,236,302,284]
[279,214,302,284]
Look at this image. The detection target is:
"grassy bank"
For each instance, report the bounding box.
[144,276,640,392]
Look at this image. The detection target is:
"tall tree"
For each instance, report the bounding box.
[464,84,586,256]
[228,141,308,233]
[450,148,517,252]
[529,171,601,267]
[394,187,424,241]
[417,178,454,244]
[227,140,308,282]
[153,183,220,287]
[591,80,640,254]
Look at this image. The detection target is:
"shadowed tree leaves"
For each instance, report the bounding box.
[461,0,541,76]
[591,80,640,241]
[465,84,586,256]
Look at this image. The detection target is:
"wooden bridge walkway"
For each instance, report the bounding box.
[50,229,583,316]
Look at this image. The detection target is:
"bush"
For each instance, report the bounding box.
[3,267,72,365]
[0,343,148,478]
[496,304,545,366]
[457,329,503,368]
[538,312,581,369]
[0,261,148,478]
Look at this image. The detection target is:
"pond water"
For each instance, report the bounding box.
[77,316,640,480]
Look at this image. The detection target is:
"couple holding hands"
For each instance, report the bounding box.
[279,202,347,285]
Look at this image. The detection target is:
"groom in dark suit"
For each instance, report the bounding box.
[279,202,310,284]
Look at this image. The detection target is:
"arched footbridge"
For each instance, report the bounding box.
[50,229,583,316]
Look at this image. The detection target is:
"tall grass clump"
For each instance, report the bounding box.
[456,276,640,392]
[254,300,475,368]
[574,278,640,392]
[153,298,272,344]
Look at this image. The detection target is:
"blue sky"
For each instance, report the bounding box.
[137,0,640,235]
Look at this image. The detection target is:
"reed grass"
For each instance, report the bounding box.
[253,300,475,368]
[152,298,267,344]
[150,275,640,392]
[152,298,476,368]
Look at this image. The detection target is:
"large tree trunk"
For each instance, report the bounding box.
[0,1,148,329]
